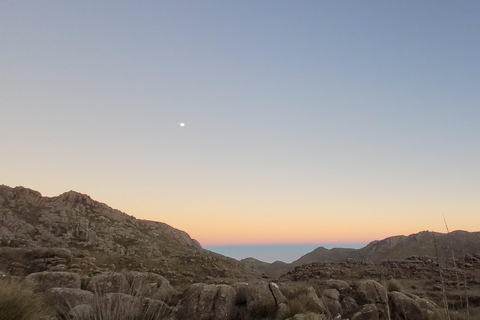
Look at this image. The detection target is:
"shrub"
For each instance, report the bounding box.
[386,279,403,292]
[278,294,327,320]
[0,278,51,320]
[68,291,171,320]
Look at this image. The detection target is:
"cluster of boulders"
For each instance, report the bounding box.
[17,266,443,320]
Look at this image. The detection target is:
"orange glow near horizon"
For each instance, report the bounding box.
[3,180,479,248]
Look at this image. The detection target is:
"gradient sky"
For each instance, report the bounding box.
[1,1,479,248]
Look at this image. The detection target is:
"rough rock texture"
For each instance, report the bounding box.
[176,283,236,320]
[388,291,423,320]
[325,279,350,294]
[131,271,179,302]
[87,272,128,294]
[292,230,480,266]
[0,185,256,285]
[348,304,379,320]
[245,282,277,314]
[26,271,81,291]
[286,312,327,320]
[48,287,95,308]
[0,186,201,256]
[68,304,94,318]
[355,280,389,319]
[321,288,342,317]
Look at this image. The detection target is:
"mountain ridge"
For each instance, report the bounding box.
[0,185,258,285]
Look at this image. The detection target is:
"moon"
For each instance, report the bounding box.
[180,123,185,127]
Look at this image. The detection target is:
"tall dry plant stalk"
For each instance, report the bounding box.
[432,231,450,320]
[442,213,470,319]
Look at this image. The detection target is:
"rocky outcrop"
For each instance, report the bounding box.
[0,185,256,285]
[26,271,81,291]
[0,186,201,257]
[388,291,423,320]
[48,287,95,309]
[87,272,128,294]
[292,230,480,266]
[175,283,236,320]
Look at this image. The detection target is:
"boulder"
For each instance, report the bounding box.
[325,279,350,293]
[269,282,287,305]
[388,291,423,320]
[68,304,94,318]
[347,304,379,320]
[321,289,342,317]
[341,296,358,312]
[48,287,95,308]
[246,282,277,315]
[414,296,442,320]
[26,271,81,291]
[176,283,236,320]
[87,272,128,294]
[355,280,388,319]
[304,287,328,314]
[214,285,237,320]
[131,271,179,302]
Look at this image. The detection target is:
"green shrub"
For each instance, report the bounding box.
[0,279,50,320]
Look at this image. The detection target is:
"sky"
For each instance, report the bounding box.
[1,1,480,257]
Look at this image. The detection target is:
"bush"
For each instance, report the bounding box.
[68,292,171,320]
[386,279,403,292]
[0,278,51,320]
[278,294,327,320]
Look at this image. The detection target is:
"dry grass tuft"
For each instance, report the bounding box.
[386,279,403,292]
[68,292,171,320]
[0,278,51,320]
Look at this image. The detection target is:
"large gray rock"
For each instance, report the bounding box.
[245,282,277,316]
[131,271,179,302]
[325,279,350,294]
[414,296,442,320]
[304,287,328,314]
[87,272,128,294]
[388,291,423,320]
[269,282,287,305]
[26,271,81,291]
[341,296,358,312]
[355,280,388,319]
[48,287,95,308]
[321,289,342,317]
[176,283,236,320]
[68,304,94,318]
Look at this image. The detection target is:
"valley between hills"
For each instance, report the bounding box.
[1,185,479,320]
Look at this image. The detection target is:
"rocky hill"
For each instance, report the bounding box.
[0,185,257,286]
[293,230,480,267]
[240,230,480,278]
[0,185,471,319]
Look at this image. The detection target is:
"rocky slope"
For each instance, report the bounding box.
[240,230,480,281]
[0,185,257,285]
[293,230,480,266]
[0,185,460,319]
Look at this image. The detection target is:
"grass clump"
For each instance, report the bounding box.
[68,292,171,320]
[65,279,172,320]
[386,279,403,292]
[0,278,51,320]
[278,294,328,320]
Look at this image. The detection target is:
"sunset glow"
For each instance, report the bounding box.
[2,1,479,250]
